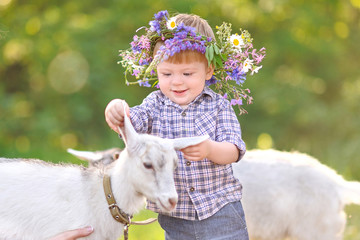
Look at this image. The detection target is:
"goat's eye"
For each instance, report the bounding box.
[113,152,120,160]
[143,162,153,169]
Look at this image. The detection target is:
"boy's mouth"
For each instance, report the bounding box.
[172,89,187,95]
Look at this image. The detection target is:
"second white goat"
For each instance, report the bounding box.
[233,149,360,240]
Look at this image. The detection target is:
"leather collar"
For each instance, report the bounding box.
[103,174,132,225]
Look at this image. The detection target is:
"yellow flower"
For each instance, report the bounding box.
[167,17,177,30]
[230,34,244,49]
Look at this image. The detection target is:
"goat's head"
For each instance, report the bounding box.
[69,104,209,212]
[115,105,209,212]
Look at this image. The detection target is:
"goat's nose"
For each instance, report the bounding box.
[169,197,177,208]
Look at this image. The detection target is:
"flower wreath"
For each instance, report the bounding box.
[118,10,266,114]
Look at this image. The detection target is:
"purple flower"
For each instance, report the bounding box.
[174,31,187,39]
[130,35,151,54]
[132,69,141,77]
[156,32,209,64]
[138,81,151,87]
[231,98,243,106]
[138,58,151,66]
[154,10,168,21]
[149,20,161,34]
[226,68,246,85]
[206,76,218,86]
[176,23,195,34]
[254,54,265,64]
[180,42,187,50]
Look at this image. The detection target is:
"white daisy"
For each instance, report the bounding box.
[251,65,263,75]
[229,34,244,49]
[242,58,254,73]
[167,17,177,30]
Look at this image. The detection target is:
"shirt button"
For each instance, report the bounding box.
[190,187,195,192]
[181,112,186,117]
[186,161,191,166]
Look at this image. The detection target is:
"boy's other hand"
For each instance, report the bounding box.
[181,140,239,164]
[105,99,130,134]
[181,139,211,161]
[48,226,93,240]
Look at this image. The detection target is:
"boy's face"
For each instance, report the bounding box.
[157,61,213,109]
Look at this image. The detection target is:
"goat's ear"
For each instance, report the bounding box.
[67,148,103,162]
[117,103,138,148]
[171,135,209,150]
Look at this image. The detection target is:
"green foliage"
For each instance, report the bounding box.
[1,0,360,238]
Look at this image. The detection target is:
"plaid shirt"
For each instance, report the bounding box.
[130,87,246,220]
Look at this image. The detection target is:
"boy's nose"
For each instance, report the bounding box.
[171,75,183,85]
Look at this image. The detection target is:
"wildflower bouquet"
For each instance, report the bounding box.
[118,10,266,114]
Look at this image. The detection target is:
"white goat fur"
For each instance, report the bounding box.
[0,111,208,240]
[233,149,360,240]
[76,148,360,240]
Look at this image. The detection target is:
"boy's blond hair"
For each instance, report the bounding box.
[154,13,215,65]
[174,14,215,40]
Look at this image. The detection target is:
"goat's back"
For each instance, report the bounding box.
[0,158,119,240]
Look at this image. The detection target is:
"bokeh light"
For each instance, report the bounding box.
[3,39,29,63]
[60,133,78,149]
[25,17,41,35]
[334,21,349,39]
[0,0,12,8]
[257,133,273,149]
[47,50,89,94]
[13,100,33,118]
[350,0,360,8]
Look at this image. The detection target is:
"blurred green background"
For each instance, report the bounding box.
[1,0,359,239]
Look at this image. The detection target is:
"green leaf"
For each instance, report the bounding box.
[215,55,223,68]
[221,53,228,61]
[213,44,220,54]
[205,47,210,65]
[209,45,214,61]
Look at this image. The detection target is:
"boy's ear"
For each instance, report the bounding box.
[206,64,214,80]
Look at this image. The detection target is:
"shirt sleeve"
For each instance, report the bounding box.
[129,92,158,134]
[216,98,246,161]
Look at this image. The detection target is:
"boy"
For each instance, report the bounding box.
[51,10,266,240]
[105,11,250,240]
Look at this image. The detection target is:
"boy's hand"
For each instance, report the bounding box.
[105,99,130,134]
[181,139,211,161]
[181,140,239,164]
[48,226,93,240]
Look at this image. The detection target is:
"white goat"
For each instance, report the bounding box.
[0,111,208,240]
[233,149,360,240]
[73,148,360,240]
